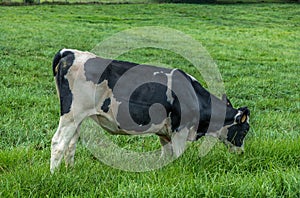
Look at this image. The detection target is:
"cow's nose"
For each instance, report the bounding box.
[239,146,245,154]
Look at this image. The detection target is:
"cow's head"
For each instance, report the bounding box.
[218,96,250,153]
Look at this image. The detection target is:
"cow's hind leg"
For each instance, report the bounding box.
[50,116,80,173]
[64,124,81,168]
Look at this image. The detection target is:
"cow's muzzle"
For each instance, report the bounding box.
[229,145,245,155]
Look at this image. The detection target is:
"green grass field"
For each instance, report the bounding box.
[0,3,299,197]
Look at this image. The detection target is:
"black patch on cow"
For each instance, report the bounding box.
[176,70,214,137]
[53,50,75,116]
[128,82,172,126]
[170,92,181,132]
[227,122,250,147]
[100,60,139,89]
[84,58,139,89]
[52,49,63,76]
[53,50,74,76]
[101,98,111,113]
[192,80,212,136]
[84,58,112,84]
[175,69,241,140]
[175,69,211,136]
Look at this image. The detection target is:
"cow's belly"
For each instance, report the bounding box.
[93,113,172,137]
[95,114,126,135]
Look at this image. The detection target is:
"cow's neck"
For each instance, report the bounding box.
[194,86,237,140]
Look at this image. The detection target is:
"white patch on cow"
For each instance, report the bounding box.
[235,110,243,122]
[50,112,79,174]
[64,126,80,167]
[206,110,247,142]
[153,71,164,75]
[171,127,189,157]
[61,49,97,60]
[158,124,192,158]
[187,73,197,82]
[205,123,233,141]
[109,117,170,136]
[160,136,173,158]
[165,69,176,104]
[93,80,122,133]
[187,125,197,141]
[229,143,244,154]
[64,50,98,91]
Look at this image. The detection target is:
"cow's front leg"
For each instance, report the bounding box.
[64,125,80,168]
[50,116,78,174]
[159,135,173,158]
[170,127,189,157]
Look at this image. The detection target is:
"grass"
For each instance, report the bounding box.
[0,0,296,5]
[0,0,151,5]
[0,2,299,197]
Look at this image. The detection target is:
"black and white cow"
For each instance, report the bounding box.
[50,49,250,173]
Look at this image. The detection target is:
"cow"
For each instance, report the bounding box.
[50,49,250,173]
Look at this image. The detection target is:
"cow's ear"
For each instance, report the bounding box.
[236,107,250,124]
[240,114,248,124]
[222,94,233,108]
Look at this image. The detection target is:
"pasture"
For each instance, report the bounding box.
[0,2,299,197]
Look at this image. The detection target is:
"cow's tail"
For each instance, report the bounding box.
[52,49,64,77]
[52,49,75,77]
[52,49,75,103]
[52,49,64,100]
